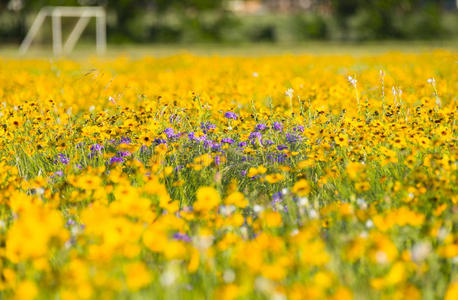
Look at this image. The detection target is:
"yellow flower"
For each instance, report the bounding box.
[292,179,311,196]
[124,262,152,291]
[265,173,285,184]
[15,280,38,300]
[194,186,221,212]
[445,282,458,300]
[262,211,282,228]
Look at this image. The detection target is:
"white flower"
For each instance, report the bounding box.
[348,75,357,87]
[255,277,273,293]
[290,229,299,236]
[272,293,287,300]
[223,269,236,283]
[356,198,366,207]
[253,204,264,213]
[365,220,373,228]
[285,88,294,98]
[220,205,236,216]
[375,251,388,264]
[411,242,431,263]
[298,197,309,207]
[160,270,176,287]
[252,72,259,77]
[308,209,318,219]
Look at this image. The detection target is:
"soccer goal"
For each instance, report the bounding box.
[19,6,106,55]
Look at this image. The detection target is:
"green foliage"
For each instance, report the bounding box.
[0,0,457,43]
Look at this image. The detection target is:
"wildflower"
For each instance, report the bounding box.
[272,122,283,131]
[224,112,237,120]
[285,88,294,98]
[124,262,152,291]
[194,186,221,212]
[255,123,267,132]
[292,179,310,196]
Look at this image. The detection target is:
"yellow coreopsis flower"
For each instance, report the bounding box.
[194,186,221,212]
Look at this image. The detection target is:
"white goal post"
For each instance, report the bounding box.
[19,6,106,55]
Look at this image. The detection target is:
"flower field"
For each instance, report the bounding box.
[0,51,457,300]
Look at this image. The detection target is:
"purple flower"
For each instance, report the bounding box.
[110,157,125,164]
[272,122,283,131]
[196,135,207,142]
[277,144,288,151]
[286,133,299,143]
[238,141,247,147]
[169,114,180,124]
[118,151,131,157]
[66,219,76,226]
[55,153,69,164]
[271,192,283,206]
[120,137,131,144]
[241,170,247,176]
[215,155,221,166]
[224,112,237,120]
[201,122,216,134]
[255,123,267,132]
[173,232,191,242]
[212,143,221,151]
[293,126,304,132]
[163,128,175,138]
[155,138,167,144]
[249,132,262,140]
[221,138,234,144]
[50,170,64,178]
[262,140,274,146]
[90,144,103,153]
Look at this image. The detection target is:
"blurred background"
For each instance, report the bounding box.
[0,0,457,51]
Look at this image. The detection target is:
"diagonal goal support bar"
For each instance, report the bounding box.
[19,6,106,55]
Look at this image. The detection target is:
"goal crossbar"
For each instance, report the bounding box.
[19,6,106,55]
